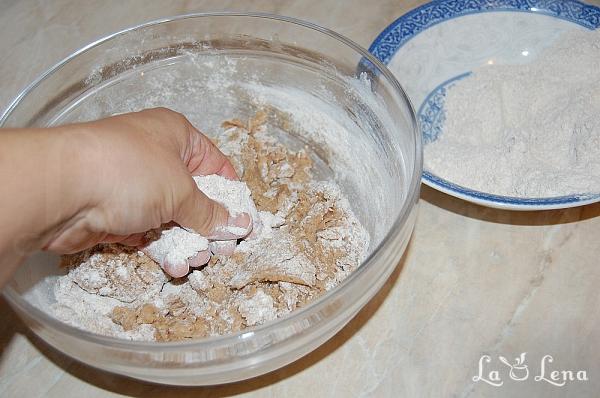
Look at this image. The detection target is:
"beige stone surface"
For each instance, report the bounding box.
[1,0,600,396]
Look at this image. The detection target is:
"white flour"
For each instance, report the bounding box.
[143,228,208,267]
[143,175,257,268]
[425,28,600,198]
[193,174,258,218]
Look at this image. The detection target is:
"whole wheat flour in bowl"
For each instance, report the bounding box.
[426,29,600,199]
[52,112,369,342]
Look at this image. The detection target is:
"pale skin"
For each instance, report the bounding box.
[0,108,251,287]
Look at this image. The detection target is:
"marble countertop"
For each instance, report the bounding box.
[1,1,600,396]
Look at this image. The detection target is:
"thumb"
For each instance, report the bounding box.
[175,178,252,240]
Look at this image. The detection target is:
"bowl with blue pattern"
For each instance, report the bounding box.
[369,0,600,210]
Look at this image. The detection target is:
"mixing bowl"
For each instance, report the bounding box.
[1,13,421,385]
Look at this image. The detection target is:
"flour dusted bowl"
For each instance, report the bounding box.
[369,0,600,210]
[0,14,421,385]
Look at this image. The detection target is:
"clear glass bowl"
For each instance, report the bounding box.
[1,13,421,385]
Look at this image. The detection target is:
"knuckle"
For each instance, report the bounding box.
[155,107,189,126]
[148,107,174,117]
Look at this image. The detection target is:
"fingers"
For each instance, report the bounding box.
[216,159,239,181]
[188,127,239,180]
[209,212,252,240]
[162,259,189,278]
[151,249,210,278]
[188,250,211,268]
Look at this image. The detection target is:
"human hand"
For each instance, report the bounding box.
[44,108,251,277]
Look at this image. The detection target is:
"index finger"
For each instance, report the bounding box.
[187,126,239,180]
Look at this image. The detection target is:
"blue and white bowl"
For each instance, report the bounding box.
[369,0,600,210]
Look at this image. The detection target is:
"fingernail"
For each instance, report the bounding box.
[163,261,189,278]
[228,213,252,235]
[209,212,252,240]
[188,251,211,268]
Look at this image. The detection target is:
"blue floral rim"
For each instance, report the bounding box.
[424,171,600,206]
[417,72,470,144]
[369,0,600,65]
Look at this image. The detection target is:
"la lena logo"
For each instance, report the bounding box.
[473,353,588,387]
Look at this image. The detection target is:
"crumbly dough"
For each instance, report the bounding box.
[56,112,370,342]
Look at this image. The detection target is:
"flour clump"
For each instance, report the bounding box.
[142,174,257,270]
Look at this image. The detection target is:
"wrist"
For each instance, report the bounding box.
[0,126,95,280]
[31,125,97,248]
[54,124,101,213]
